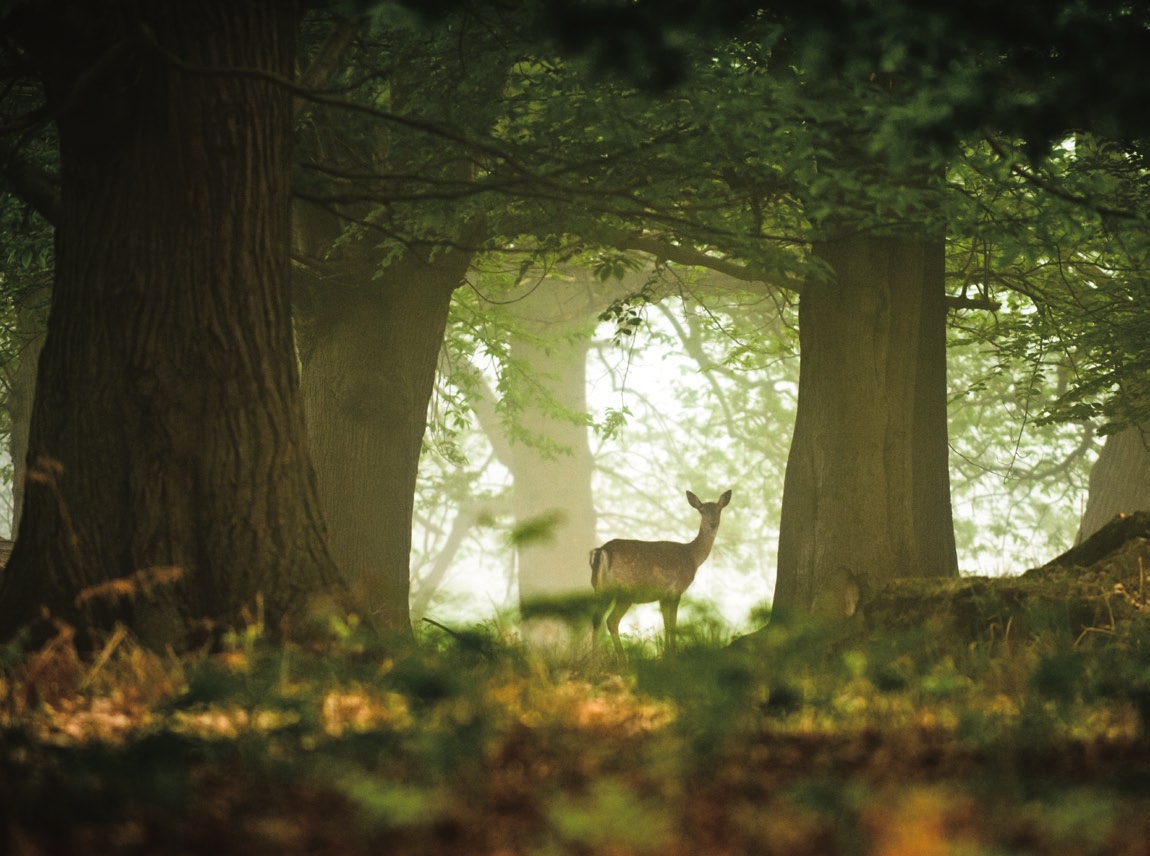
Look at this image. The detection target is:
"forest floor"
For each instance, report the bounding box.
[6,524,1150,855]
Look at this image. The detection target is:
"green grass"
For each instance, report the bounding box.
[4,596,1150,854]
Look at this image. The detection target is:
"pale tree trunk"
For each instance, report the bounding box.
[1076,425,1150,543]
[452,269,674,634]
[474,270,651,607]
[510,328,598,603]
[775,235,957,616]
[0,0,344,646]
[298,248,469,633]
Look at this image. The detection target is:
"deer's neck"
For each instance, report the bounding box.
[689,526,719,568]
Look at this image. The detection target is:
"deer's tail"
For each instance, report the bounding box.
[589,547,609,590]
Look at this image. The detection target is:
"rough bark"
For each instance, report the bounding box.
[0,1,344,646]
[774,235,957,616]
[298,248,469,633]
[1076,425,1150,544]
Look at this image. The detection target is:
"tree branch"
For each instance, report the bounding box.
[295,16,364,120]
[621,233,1000,312]
[439,351,516,468]
[985,135,1137,221]
[615,232,801,293]
[946,294,999,312]
[0,144,59,225]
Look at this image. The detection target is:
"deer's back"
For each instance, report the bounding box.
[592,538,698,600]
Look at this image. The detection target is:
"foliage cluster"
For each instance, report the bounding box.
[944,137,1150,432]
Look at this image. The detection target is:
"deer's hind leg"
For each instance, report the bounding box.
[591,594,613,644]
[604,599,633,657]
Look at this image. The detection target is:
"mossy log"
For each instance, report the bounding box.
[1026,511,1150,578]
[860,513,1150,643]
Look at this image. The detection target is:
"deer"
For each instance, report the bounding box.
[590,489,732,656]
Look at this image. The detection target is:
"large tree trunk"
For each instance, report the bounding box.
[1076,425,1150,544]
[299,248,468,633]
[0,1,344,647]
[774,235,957,616]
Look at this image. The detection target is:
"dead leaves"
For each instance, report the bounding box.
[3,620,182,743]
[74,565,185,609]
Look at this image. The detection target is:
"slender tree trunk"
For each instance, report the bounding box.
[1076,425,1150,543]
[299,248,468,633]
[5,290,48,535]
[775,235,957,616]
[476,270,634,607]
[456,270,639,621]
[510,327,598,603]
[0,1,344,646]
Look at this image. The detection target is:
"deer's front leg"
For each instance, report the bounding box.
[659,594,682,654]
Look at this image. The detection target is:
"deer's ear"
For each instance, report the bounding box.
[686,491,701,508]
[719,490,732,507]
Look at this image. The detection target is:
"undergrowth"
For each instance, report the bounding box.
[3,598,1150,855]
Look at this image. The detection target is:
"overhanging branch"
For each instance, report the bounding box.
[615,233,799,294]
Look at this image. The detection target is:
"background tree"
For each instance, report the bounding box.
[0,192,52,533]
[290,9,526,630]
[1075,427,1150,544]
[449,264,606,605]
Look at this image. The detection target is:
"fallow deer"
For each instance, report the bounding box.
[590,489,732,655]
